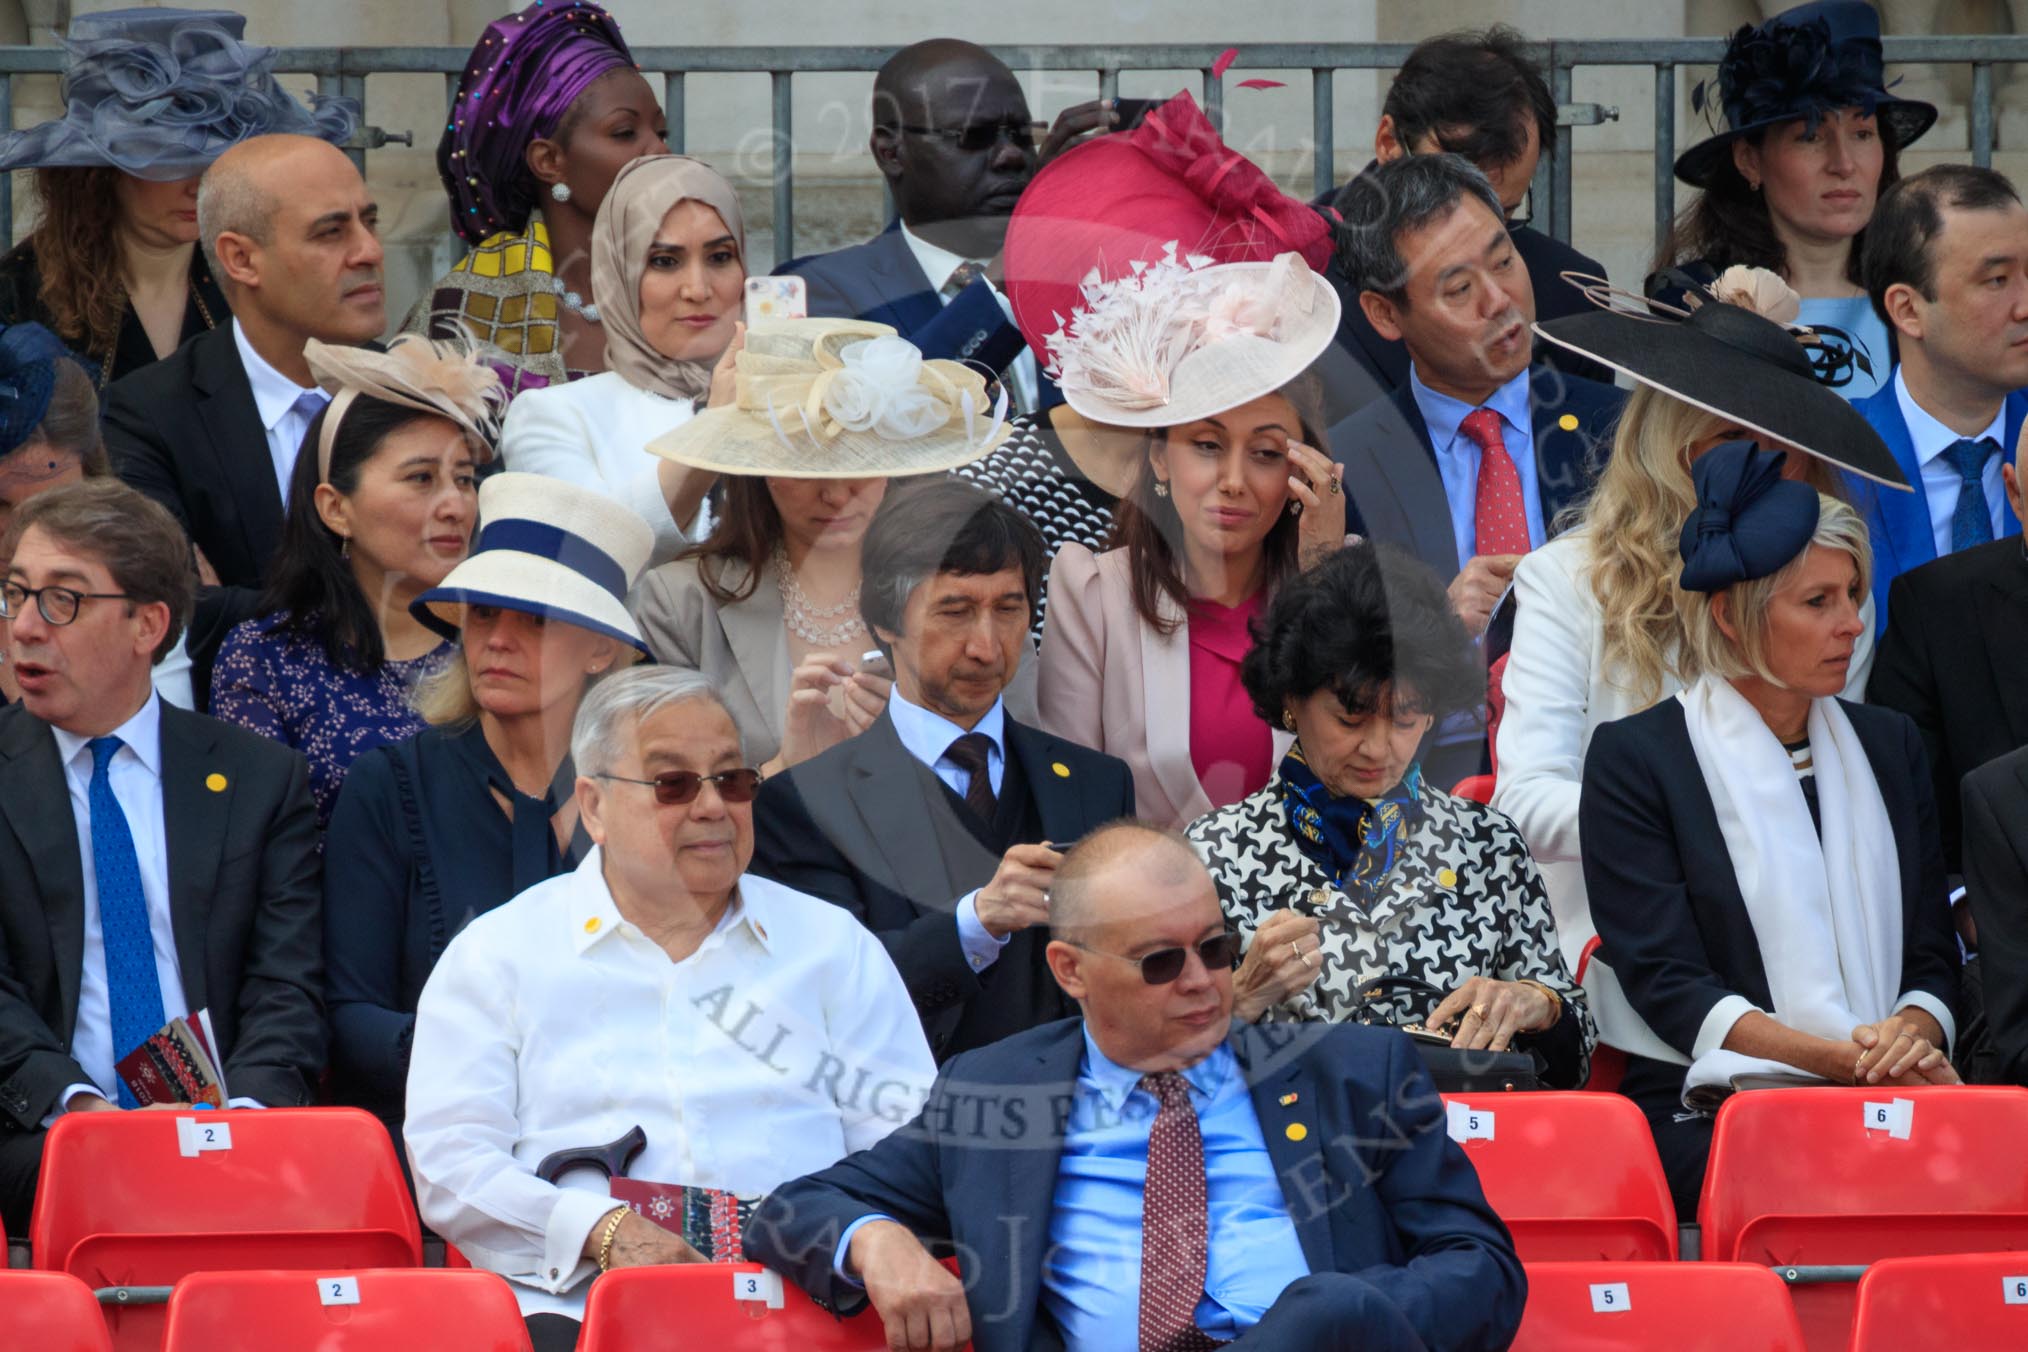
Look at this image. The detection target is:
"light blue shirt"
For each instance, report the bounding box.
[833,1030,1309,1348]
[1798,295,1891,402]
[1040,1030,1309,1346]
[1408,364,1545,565]
[1892,366,2011,559]
[883,688,1010,972]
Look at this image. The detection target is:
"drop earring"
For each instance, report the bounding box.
[1152,481,1169,498]
[1281,709,1297,732]
[339,535,351,561]
[550,181,572,203]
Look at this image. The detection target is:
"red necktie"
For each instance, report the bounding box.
[1461,407,1532,557]
[1138,1072,1227,1351]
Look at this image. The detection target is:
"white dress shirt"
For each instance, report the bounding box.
[231,318,327,501]
[900,222,1039,414]
[499,370,701,569]
[49,694,187,1112]
[885,688,1012,972]
[1893,367,2011,558]
[404,848,935,1320]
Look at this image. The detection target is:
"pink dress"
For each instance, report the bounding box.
[1186,594,1272,811]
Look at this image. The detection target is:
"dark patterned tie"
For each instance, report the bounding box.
[941,259,986,300]
[1138,1071,1227,1351]
[89,736,166,1108]
[1945,437,1999,552]
[942,732,997,824]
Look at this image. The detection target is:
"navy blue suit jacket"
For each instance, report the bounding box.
[743,1017,1524,1352]
[775,222,1030,377]
[1580,697,1959,1070]
[1846,379,2027,626]
[1325,367,1623,581]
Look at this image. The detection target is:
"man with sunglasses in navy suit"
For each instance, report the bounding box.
[773,39,1112,413]
[746,821,1524,1352]
[751,480,1133,1062]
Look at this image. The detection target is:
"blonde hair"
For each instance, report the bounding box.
[407,638,634,728]
[1680,494,1871,685]
[1572,384,1851,707]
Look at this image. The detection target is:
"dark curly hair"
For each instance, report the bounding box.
[1239,541,1483,725]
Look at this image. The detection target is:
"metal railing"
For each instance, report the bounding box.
[0,36,2023,259]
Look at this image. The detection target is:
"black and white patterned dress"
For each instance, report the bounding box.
[954,412,1119,644]
[1187,776,1596,1086]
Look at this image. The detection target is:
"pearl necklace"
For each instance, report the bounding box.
[773,544,865,647]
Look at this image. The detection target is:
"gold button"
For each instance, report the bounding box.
[204,773,227,792]
[1285,1123,1309,1142]
[1558,413,1579,431]
[1052,761,1071,778]
[1437,868,1457,889]
[583,917,600,934]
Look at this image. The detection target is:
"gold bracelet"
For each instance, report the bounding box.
[595,1206,629,1273]
[1518,979,1564,1025]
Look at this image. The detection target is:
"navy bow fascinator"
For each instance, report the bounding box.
[0,323,76,461]
[1678,441,1822,593]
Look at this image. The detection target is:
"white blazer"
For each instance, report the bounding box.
[499,371,697,567]
[1492,530,1877,1058]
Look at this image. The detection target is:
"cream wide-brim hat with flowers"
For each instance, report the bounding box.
[646,318,1011,479]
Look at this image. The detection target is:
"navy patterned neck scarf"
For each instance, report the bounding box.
[1277,741,1423,907]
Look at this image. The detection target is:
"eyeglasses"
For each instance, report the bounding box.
[896,120,1037,153]
[0,582,133,626]
[594,768,765,806]
[1066,931,1242,986]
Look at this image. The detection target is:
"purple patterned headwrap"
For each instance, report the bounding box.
[438,0,636,246]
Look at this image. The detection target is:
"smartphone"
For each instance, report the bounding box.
[744,275,807,326]
[1112,98,1161,130]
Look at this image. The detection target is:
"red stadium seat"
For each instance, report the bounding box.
[1451,774,1496,803]
[1511,1261,1804,1350]
[580,1263,966,1351]
[0,1271,115,1351]
[1848,1252,2028,1351]
[1699,1086,2028,1351]
[162,1268,532,1351]
[1443,1092,1677,1261]
[31,1107,422,1351]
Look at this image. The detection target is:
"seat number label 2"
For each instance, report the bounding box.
[318,1276,361,1307]
[1589,1282,1631,1314]
[175,1116,232,1157]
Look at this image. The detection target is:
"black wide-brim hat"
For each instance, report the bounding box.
[1675,0,1937,188]
[1533,284,1909,490]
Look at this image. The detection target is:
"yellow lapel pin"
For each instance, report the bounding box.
[1437,868,1457,890]
[204,773,227,793]
[1285,1123,1309,1142]
[583,917,600,934]
[1051,761,1071,778]
[1558,413,1579,431]
[1278,1091,1299,1107]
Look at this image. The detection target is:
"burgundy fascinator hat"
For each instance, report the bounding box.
[438,0,638,245]
[1003,91,1341,428]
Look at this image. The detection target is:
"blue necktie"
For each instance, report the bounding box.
[89,736,166,1108]
[1945,437,1999,552]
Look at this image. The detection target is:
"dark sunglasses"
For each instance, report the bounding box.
[897,120,1037,153]
[595,768,764,806]
[1068,931,1242,985]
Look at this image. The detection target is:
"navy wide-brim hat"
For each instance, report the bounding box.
[1534,282,1909,489]
[1675,0,1936,188]
[0,7,359,181]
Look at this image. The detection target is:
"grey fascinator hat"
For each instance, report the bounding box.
[0,7,359,181]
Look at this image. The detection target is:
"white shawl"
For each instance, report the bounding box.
[1677,674,1905,1102]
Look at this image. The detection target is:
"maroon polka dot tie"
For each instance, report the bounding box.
[1138,1071,1227,1351]
[1461,407,1532,557]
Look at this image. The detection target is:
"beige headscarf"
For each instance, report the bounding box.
[590,154,747,404]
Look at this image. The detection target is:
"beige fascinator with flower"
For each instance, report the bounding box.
[305,332,507,482]
[1043,243,1341,429]
[645,318,1010,478]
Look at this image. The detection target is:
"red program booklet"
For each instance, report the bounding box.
[115,1009,228,1108]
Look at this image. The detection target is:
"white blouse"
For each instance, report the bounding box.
[404,848,936,1319]
[1492,529,1877,1058]
[498,371,698,568]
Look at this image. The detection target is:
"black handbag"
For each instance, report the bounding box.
[1352,975,1543,1093]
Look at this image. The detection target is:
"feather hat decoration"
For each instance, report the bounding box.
[305,331,508,482]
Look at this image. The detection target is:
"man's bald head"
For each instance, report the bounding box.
[868,38,1034,249]
[198,134,384,353]
[872,39,1014,130]
[1049,821,1211,941]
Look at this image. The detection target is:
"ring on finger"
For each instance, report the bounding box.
[1326,475,1341,495]
[1468,1004,1489,1021]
